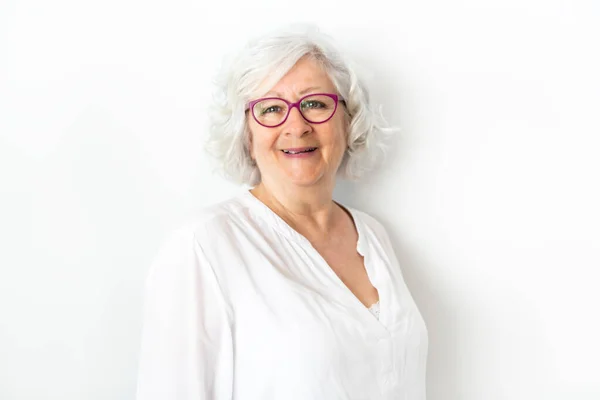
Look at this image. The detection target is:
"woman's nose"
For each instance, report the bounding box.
[284,106,312,137]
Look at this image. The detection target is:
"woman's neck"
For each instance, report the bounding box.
[250,181,340,239]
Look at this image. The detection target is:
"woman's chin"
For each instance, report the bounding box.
[283,171,327,188]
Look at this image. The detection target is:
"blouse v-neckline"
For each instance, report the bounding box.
[239,190,390,333]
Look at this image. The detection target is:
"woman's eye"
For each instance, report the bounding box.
[302,101,325,109]
[261,106,281,114]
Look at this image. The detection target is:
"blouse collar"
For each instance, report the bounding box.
[238,189,368,257]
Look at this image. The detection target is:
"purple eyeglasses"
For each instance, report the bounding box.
[245,93,346,128]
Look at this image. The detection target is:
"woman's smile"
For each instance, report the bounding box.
[280,147,319,157]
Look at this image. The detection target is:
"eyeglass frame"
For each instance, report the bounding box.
[245,93,346,128]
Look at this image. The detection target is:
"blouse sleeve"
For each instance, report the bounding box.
[135,227,233,400]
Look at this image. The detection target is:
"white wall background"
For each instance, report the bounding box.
[1,0,599,399]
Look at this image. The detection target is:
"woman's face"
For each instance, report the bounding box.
[247,56,348,190]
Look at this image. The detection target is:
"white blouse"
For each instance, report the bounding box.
[136,190,428,400]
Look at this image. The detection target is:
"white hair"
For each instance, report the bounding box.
[205,23,395,186]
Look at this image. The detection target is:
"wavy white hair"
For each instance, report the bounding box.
[205,24,394,186]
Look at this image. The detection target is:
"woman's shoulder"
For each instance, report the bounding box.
[146,193,254,279]
[343,204,389,239]
[162,191,254,245]
[342,204,400,260]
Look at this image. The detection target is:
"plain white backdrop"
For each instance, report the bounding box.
[1,0,599,399]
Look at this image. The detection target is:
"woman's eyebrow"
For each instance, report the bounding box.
[298,86,322,95]
[264,86,322,97]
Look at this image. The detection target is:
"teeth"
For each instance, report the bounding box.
[283,148,316,154]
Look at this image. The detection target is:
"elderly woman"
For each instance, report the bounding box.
[136,25,428,400]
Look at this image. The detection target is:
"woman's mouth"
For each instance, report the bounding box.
[281,147,318,155]
[280,147,318,158]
